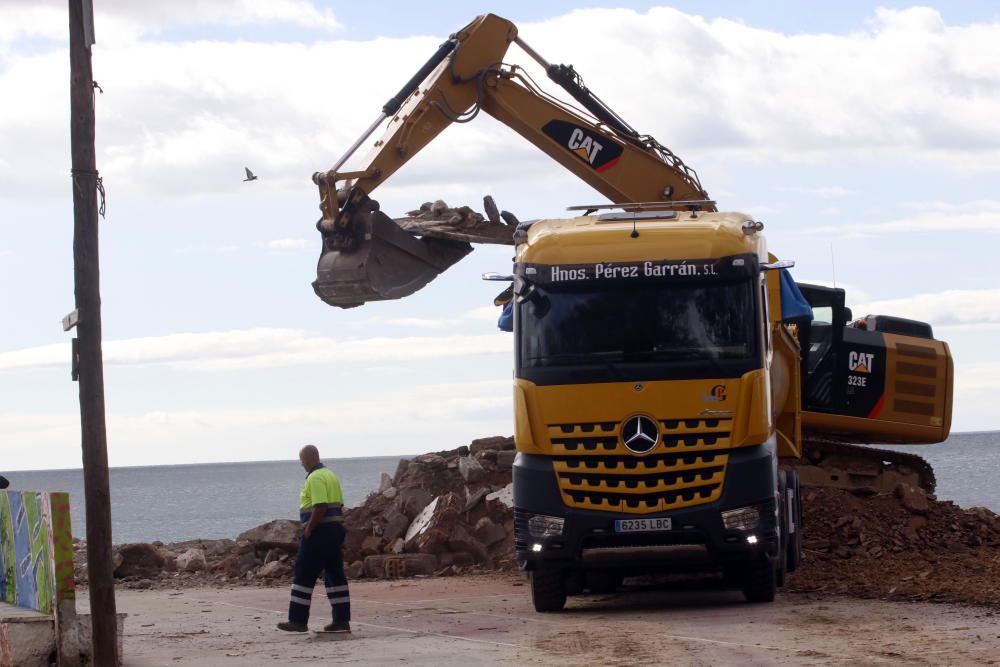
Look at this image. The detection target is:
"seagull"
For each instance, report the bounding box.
[243,167,258,182]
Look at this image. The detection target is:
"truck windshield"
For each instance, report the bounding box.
[517,279,759,384]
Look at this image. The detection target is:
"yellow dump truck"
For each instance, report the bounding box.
[307,14,953,610]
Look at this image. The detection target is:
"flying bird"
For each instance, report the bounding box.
[243,167,258,182]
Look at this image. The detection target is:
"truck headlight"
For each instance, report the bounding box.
[722,505,762,531]
[528,514,565,538]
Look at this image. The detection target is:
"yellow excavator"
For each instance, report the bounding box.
[309,14,953,608]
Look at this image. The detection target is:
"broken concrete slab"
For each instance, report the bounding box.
[175,548,207,573]
[395,200,515,245]
[487,483,514,509]
[473,517,507,548]
[496,450,517,469]
[236,520,300,552]
[360,535,384,557]
[114,543,165,579]
[382,511,411,543]
[396,487,435,519]
[469,436,515,454]
[458,456,486,483]
[378,472,394,493]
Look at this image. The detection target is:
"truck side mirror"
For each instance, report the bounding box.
[761,259,795,271]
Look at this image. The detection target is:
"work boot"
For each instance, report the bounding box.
[323,621,351,633]
[277,621,308,632]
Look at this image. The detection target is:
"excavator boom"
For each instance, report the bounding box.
[311,13,711,308]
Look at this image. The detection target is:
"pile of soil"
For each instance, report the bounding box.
[787,485,1000,606]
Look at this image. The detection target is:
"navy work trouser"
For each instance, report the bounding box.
[287,523,351,624]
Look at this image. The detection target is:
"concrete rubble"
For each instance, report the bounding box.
[74,436,518,589]
[72,435,1000,607]
[394,198,517,245]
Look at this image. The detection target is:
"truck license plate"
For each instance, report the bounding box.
[614,517,672,533]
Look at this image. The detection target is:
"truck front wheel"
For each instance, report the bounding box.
[742,556,777,603]
[530,566,567,612]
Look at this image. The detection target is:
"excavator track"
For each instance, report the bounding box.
[788,437,937,495]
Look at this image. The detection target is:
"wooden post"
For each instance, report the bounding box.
[68,1,119,665]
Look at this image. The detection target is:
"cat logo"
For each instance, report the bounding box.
[541,120,624,172]
[848,351,875,374]
[567,128,604,165]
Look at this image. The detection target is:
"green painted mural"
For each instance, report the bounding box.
[0,491,75,615]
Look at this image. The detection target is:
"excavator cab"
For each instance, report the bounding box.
[799,285,848,411]
[797,283,953,444]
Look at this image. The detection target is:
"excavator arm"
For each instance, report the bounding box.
[312,13,713,308]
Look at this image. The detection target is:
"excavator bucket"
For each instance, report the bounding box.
[313,207,472,308]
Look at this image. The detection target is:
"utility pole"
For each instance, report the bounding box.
[68,0,119,664]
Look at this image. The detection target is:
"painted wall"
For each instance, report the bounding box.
[0,491,74,615]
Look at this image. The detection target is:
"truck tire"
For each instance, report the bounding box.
[531,567,567,612]
[786,471,803,573]
[742,556,777,603]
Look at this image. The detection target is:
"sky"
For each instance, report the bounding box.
[2,1,999,471]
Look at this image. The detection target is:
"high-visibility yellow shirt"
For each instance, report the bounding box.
[299,465,344,510]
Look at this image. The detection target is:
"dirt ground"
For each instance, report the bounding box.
[79,573,1000,666]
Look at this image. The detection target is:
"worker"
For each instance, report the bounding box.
[277,444,351,633]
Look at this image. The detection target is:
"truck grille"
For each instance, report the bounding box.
[549,418,731,514]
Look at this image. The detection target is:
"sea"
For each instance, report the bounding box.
[6,432,999,545]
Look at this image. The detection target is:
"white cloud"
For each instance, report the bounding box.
[6,7,1000,200]
[802,201,1000,236]
[780,186,856,199]
[352,306,504,331]
[381,318,453,331]
[0,328,509,372]
[0,0,339,47]
[854,288,1000,329]
[266,238,309,250]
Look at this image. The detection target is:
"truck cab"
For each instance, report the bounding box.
[509,209,802,610]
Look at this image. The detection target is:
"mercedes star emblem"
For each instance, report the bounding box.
[621,414,660,454]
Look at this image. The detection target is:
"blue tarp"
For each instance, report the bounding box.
[497,301,513,332]
[779,269,813,321]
